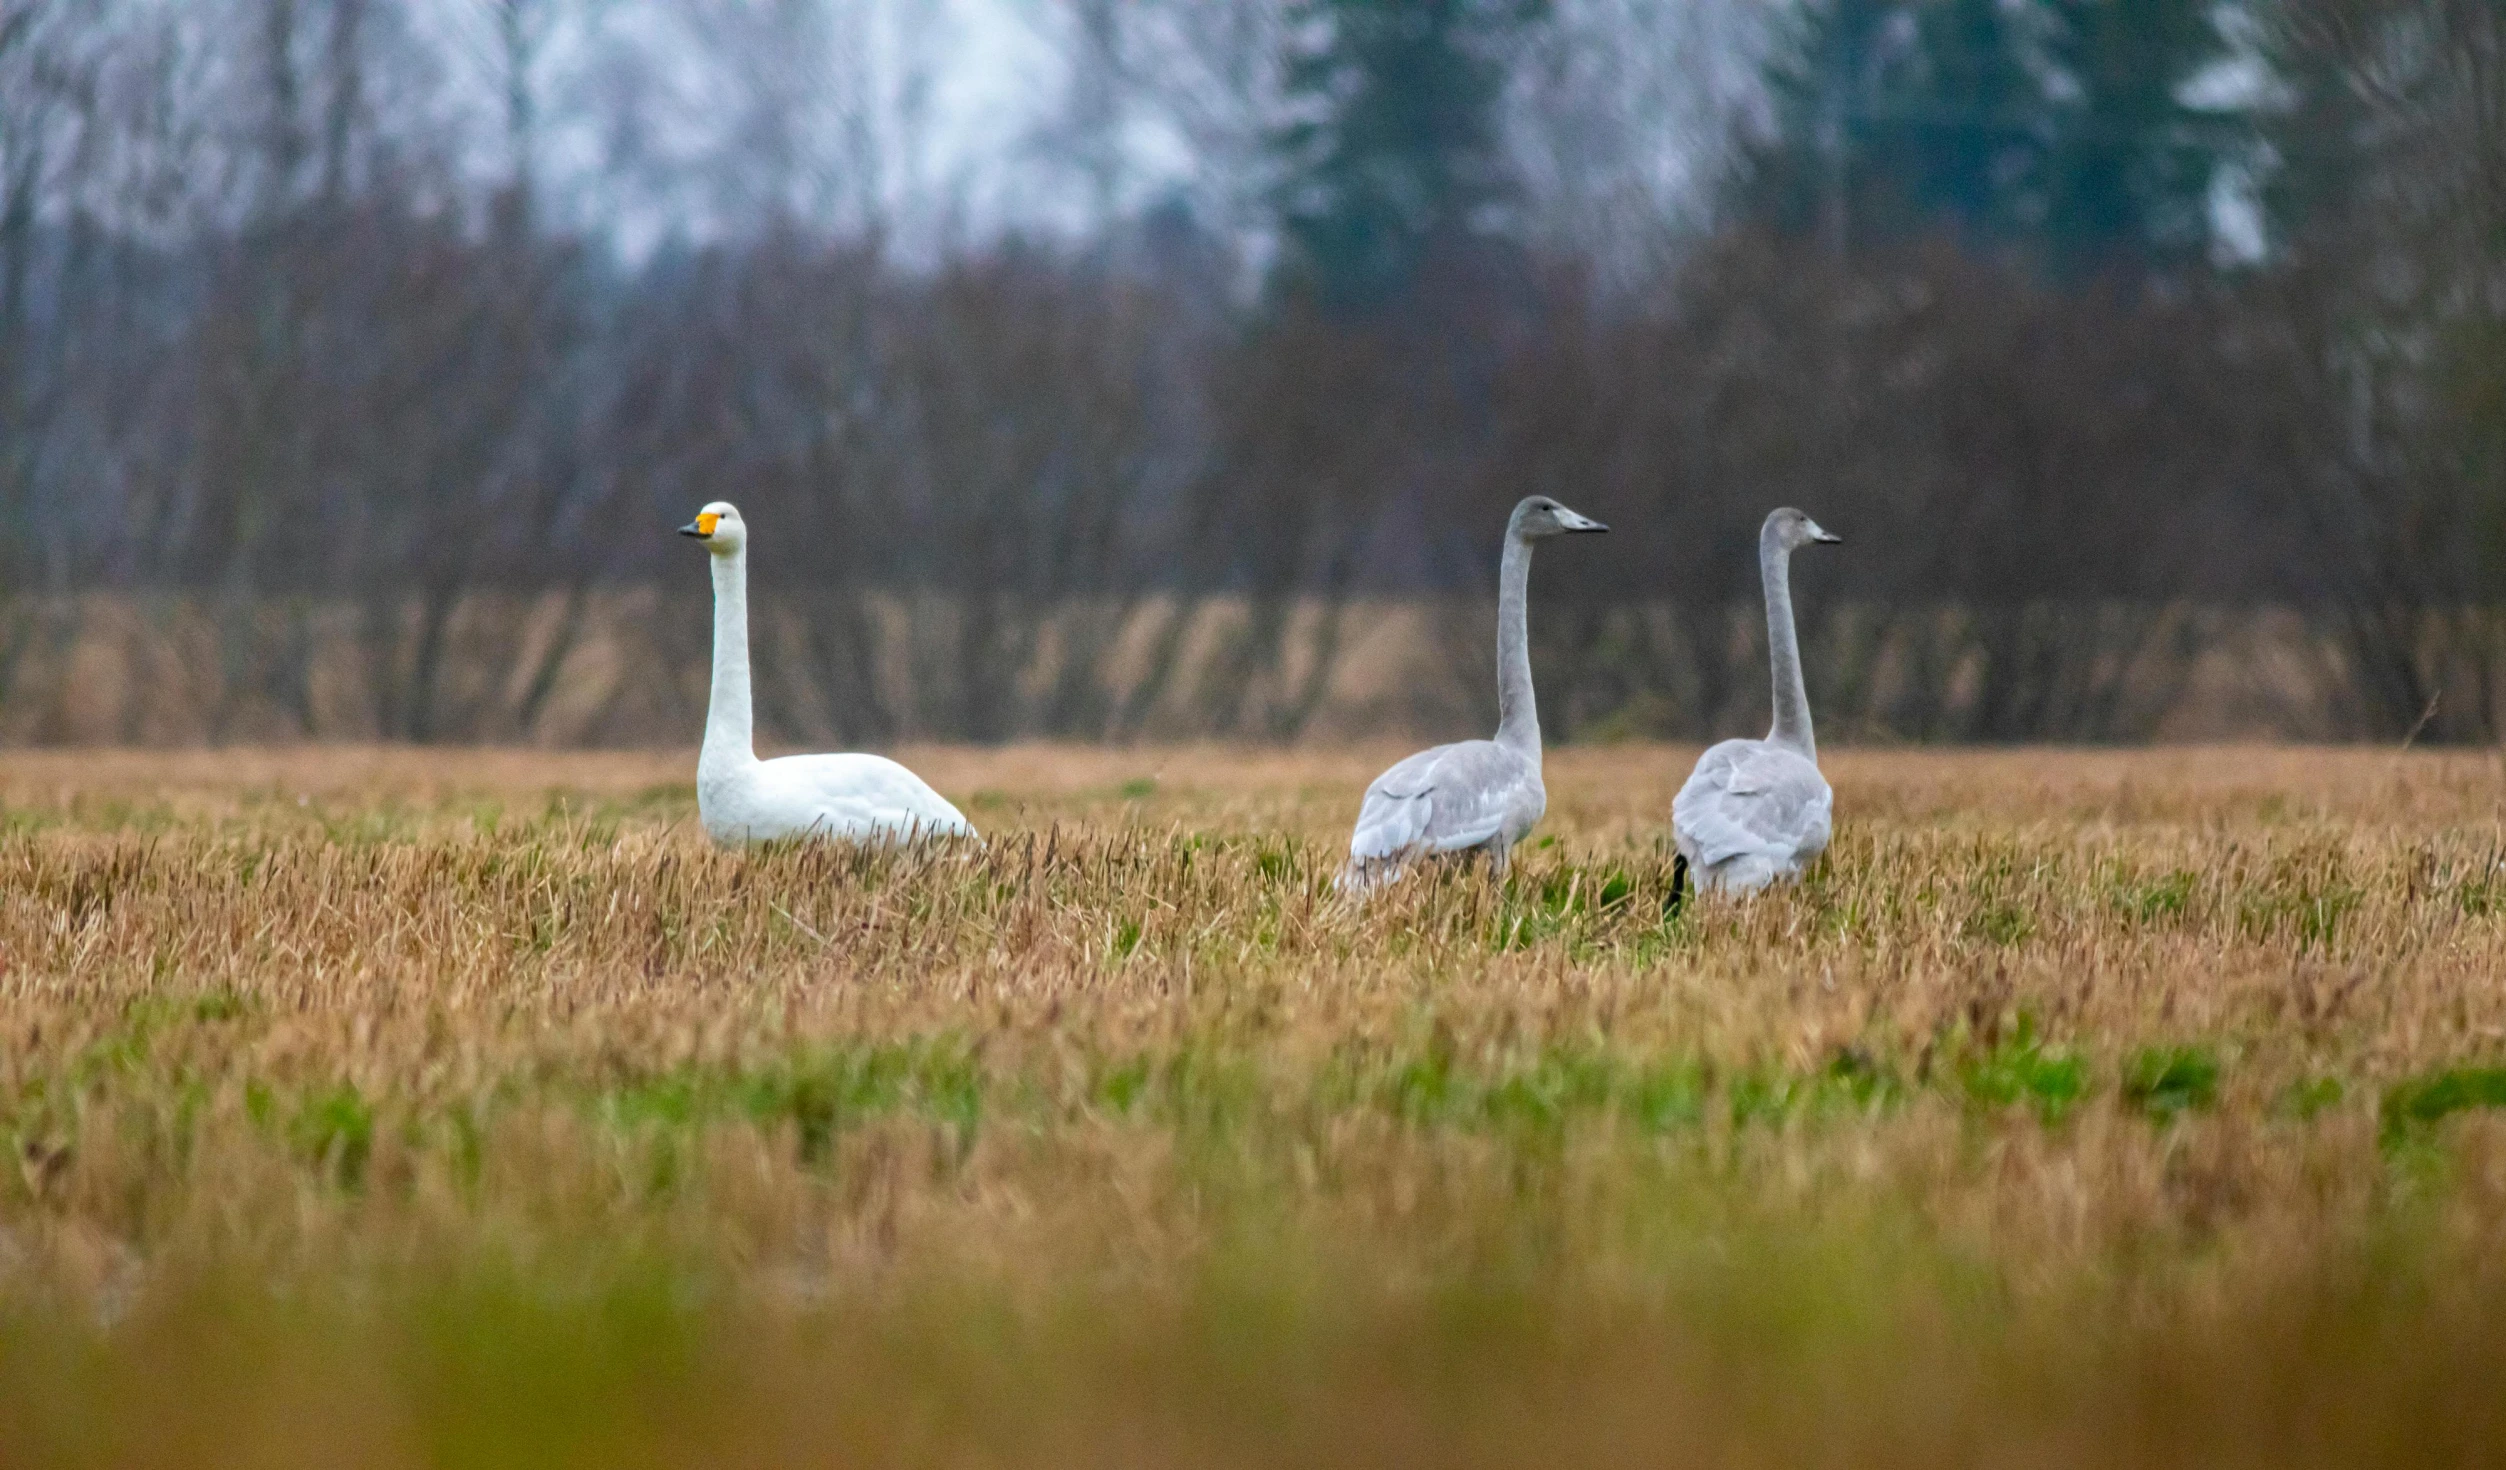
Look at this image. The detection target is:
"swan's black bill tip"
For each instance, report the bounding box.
[1813,530,1843,544]
[677,523,707,538]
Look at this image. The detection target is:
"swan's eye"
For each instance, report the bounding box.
[695,512,721,537]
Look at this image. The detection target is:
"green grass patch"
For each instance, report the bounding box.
[1963,902,2035,947]
[1958,1026,2086,1122]
[2279,1076,2346,1120]
[290,1084,378,1189]
[596,1041,986,1162]
[2381,1066,2506,1144]
[2122,1046,2221,1120]
[1491,864,1652,952]
[2112,869,2199,926]
[2237,856,2362,952]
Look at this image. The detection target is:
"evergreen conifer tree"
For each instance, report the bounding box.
[1739,0,2246,273]
[1267,0,1546,311]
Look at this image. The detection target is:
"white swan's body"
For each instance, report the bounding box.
[1343,496,1605,888]
[1674,739,1831,895]
[696,750,970,846]
[1346,738,1546,880]
[1673,508,1839,896]
[682,502,973,846]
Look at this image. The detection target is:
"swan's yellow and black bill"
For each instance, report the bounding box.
[679,512,720,539]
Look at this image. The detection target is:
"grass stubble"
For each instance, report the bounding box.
[0,745,2503,1467]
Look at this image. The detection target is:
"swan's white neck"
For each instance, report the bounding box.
[1761,524,1815,762]
[1495,524,1540,756]
[703,545,757,776]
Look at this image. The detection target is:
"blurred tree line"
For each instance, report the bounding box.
[0,0,2498,744]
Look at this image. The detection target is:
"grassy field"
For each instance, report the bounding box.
[2,744,2505,1467]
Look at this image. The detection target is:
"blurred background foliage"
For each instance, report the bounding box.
[0,0,2499,744]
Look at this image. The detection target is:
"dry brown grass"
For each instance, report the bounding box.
[2,744,2505,1467]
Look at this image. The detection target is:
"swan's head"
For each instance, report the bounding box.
[1767,507,1842,550]
[678,501,747,555]
[1511,496,1608,540]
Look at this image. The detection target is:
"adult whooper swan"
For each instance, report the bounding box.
[1339,495,1607,889]
[679,502,974,846]
[1672,506,1842,898]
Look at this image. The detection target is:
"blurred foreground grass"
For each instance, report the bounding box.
[1,745,2505,1467]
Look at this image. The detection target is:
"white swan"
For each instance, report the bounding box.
[679,502,974,846]
[1673,507,1841,897]
[1340,496,1607,888]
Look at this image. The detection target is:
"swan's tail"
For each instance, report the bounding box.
[1335,855,1406,895]
[1695,853,1786,898]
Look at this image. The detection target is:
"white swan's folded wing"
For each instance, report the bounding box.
[1349,741,1519,861]
[1674,742,1831,867]
[769,753,975,839]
